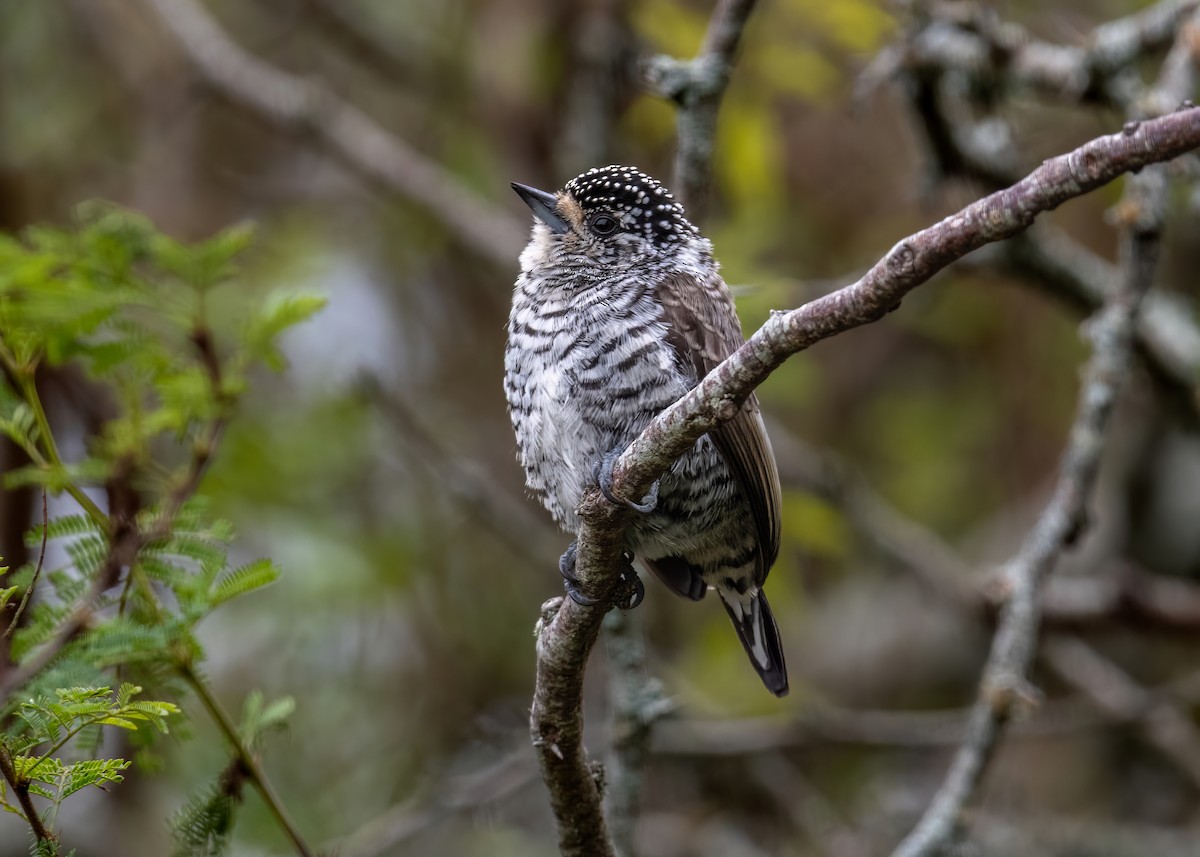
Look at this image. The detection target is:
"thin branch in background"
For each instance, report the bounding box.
[532,107,1200,857]
[654,656,1200,758]
[603,609,675,857]
[364,376,561,564]
[858,0,1200,107]
[138,0,527,266]
[557,0,635,177]
[768,424,981,612]
[321,751,535,857]
[773,421,1200,631]
[643,0,760,222]
[970,811,1200,857]
[890,138,1166,857]
[994,224,1200,422]
[5,488,47,638]
[1043,635,1200,789]
[180,663,315,857]
[296,0,422,82]
[750,755,868,857]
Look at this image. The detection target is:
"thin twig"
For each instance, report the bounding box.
[773,423,1200,630]
[654,659,1200,757]
[180,663,315,857]
[5,489,47,638]
[531,107,1200,857]
[862,0,1200,107]
[320,750,534,857]
[751,755,868,857]
[1043,635,1200,789]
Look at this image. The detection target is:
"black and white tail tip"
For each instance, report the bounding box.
[719,590,789,697]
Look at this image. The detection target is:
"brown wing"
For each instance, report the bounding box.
[655,270,782,582]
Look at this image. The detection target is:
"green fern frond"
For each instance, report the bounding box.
[25,515,102,545]
[169,778,239,857]
[210,560,279,607]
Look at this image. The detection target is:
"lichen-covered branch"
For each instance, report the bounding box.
[861,0,1199,106]
[530,107,1200,857]
[602,610,674,857]
[643,0,760,221]
[889,150,1168,857]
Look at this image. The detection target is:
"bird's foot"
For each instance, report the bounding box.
[559,542,644,610]
[559,542,600,606]
[593,446,660,513]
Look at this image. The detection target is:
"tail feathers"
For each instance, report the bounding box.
[719,589,788,697]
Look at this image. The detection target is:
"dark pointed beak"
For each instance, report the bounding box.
[511,182,570,234]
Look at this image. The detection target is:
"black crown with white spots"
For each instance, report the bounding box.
[564,165,699,246]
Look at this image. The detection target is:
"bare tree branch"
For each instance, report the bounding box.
[531,106,1200,857]
[138,0,526,265]
[655,658,1200,758]
[890,114,1173,857]
[643,0,760,222]
[860,0,1200,106]
[603,610,674,857]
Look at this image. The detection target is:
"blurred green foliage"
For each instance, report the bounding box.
[0,205,322,854]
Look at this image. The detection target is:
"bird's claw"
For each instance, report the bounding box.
[594,447,659,513]
[559,543,601,605]
[617,561,645,610]
[558,542,644,610]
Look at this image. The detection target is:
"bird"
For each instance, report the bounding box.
[504,165,787,697]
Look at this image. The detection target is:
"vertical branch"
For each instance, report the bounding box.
[603,610,674,857]
[643,0,760,222]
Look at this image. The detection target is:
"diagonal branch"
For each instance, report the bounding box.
[531,106,1200,857]
[1044,635,1200,790]
[138,0,526,265]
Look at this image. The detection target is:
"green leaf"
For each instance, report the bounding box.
[61,758,130,798]
[242,292,327,371]
[210,559,280,607]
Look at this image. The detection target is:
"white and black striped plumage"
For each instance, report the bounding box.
[504,165,787,696]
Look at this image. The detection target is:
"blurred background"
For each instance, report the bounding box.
[2,0,1200,854]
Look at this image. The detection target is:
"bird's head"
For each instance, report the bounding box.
[512,165,701,278]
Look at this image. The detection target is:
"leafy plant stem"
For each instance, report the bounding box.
[16,375,109,534]
[179,663,316,857]
[6,489,48,637]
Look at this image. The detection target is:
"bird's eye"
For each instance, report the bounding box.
[590,214,618,236]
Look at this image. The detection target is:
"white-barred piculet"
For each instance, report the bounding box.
[504,165,787,696]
